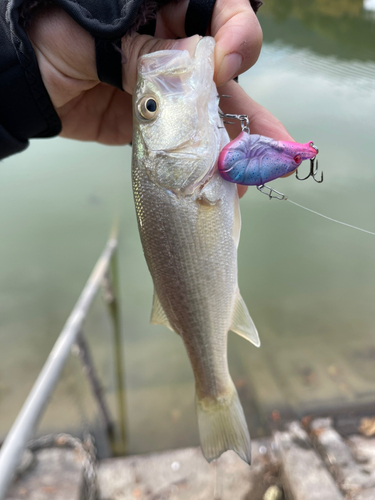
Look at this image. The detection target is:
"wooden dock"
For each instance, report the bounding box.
[6,418,375,500]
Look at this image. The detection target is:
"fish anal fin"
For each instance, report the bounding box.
[150,291,176,333]
[230,291,260,347]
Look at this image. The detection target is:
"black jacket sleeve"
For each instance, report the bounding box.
[0,0,262,162]
[0,0,62,159]
[0,0,149,161]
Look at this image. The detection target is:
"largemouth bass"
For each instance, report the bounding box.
[132,37,260,464]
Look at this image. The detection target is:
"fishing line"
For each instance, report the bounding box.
[285,199,375,236]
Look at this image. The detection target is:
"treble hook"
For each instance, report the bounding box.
[311,156,323,183]
[257,184,288,201]
[295,143,323,183]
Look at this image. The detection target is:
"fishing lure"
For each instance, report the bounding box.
[218,112,375,236]
[218,112,322,197]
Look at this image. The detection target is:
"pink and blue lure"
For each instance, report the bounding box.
[218,131,318,186]
[216,121,375,236]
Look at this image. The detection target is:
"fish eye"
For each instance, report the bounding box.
[294,154,302,164]
[138,96,158,120]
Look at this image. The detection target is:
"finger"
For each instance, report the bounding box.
[237,185,248,198]
[157,0,263,86]
[155,1,188,38]
[58,86,133,144]
[212,0,263,86]
[220,80,294,141]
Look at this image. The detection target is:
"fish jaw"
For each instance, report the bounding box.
[133,38,223,195]
[218,132,317,185]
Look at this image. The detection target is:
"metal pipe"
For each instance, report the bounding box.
[0,237,117,499]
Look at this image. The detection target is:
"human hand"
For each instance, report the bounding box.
[28,0,293,196]
[158,0,294,199]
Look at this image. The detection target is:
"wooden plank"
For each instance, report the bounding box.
[235,328,375,423]
[6,449,83,500]
[311,418,375,499]
[98,441,278,500]
[274,422,344,500]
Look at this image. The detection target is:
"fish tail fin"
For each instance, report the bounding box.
[196,382,251,464]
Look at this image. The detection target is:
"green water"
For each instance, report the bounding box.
[1,0,375,456]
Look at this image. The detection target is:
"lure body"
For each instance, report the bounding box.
[218,131,318,186]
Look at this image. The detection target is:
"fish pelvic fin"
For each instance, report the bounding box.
[150,291,175,333]
[230,291,260,347]
[196,383,251,465]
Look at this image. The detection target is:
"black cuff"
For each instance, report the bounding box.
[95,38,123,90]
[185,0,216,37]
[0,124,28,159]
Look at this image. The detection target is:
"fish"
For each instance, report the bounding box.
[131,37,259,464]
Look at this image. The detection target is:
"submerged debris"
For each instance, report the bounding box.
[358,417,375,437]
[263,485,283,500]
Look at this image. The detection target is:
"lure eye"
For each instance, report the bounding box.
[294,154,302,164]
[138,96,158,120]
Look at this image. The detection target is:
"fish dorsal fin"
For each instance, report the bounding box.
[150,291,176,333]
[230,291,260,347]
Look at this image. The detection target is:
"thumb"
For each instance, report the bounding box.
[212,0,263,86]
[121,34,201,94]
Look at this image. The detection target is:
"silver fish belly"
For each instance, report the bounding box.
[132,37,260,464]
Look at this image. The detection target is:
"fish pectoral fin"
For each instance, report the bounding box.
[230,291,261,347]
[198,175,222,206]
[150,291,176,333]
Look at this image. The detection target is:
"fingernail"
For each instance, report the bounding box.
[216,53,243,86]
[173,35,201,57]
